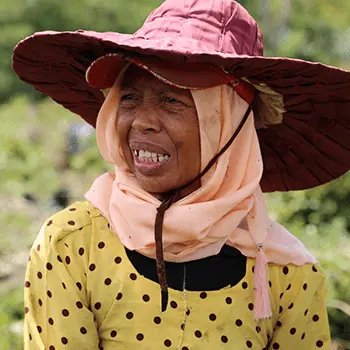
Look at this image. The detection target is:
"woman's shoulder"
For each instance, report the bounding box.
[32,200,108,251]
[266,259,326,299]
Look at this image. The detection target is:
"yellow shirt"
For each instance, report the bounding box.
[24,200,331,349]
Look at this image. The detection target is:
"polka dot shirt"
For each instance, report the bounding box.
[24,201,331,349]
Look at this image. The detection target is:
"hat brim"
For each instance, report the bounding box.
[85,54,256,104]
[12,30,350,192]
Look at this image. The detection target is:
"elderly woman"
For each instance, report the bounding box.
[14,0,350,349]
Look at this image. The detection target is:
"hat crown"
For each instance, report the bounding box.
[135,0,263,57]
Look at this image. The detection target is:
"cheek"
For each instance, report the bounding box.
[116,114,132,161]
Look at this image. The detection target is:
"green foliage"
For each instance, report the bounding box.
[0,287,23,350]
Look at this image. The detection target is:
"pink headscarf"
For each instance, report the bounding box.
[85,69,316,319]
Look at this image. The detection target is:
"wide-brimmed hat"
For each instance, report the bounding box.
[12,0,350,192]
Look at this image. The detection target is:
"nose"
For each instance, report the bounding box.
[132,106,162,133]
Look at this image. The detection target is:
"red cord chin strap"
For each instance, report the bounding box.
[155,95,257,312]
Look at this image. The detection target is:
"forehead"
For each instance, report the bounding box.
[120,64,189,96]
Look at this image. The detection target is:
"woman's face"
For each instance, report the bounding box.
[116,65,201,197]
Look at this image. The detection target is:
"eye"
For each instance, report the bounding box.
[120,93,137,101]
[164,96,182,104]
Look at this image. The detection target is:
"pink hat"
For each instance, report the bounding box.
[12,0,350,192]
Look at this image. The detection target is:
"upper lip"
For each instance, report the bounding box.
[129,140,170,155]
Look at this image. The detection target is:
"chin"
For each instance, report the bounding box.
[137,179,176,196]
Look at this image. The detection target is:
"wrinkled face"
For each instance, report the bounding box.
[116,65,201,197]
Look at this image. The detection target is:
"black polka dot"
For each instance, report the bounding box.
[290,328,296,335]
[316,340,323,347]
[62,282,66,290]
[47,220,53,226]
[279,293,284,299]
[235,319,243,327]
[255,326,261,333]
[57,255,63,263]
[200,292,207,299]
[248,303,254,311]
[69,208,76,211]
[209,313,216,321]
[98,241,105,249]
[67,221,75,226]
[221,335,228,343]
[116,292,123,300]
[114,256,122,264]
[49,346,55,350]
[94,302,101,310]
[276,321,282,328]
[29,334,32,340]
[47,290,52,298]
[246,340,253,348]
[194,330,202,338]
[37,271,43,279]
[62,309,69,317]
[301,333,306,340]
[313,314,320,322]
[37,326,42,333]
[142,294,150,302]
[48,317,54,325]
[154,316,161,324]
[36,244,40,251]
[24,307,29,314]
[24,281,30,288]
[89,264,96,271]
[225,297,232,304]
[272,343,280,349]
[312,265,318,272]
[303,283,308,290]
[76,282,82,291]
[181,323,185,330]
[269,280,272,288]
[304,309,308,316]
[129,273,137,280]
[64,243,69,248]
[164,339,172,347]
[136,333,144,341]
[283,266,289,275]
[110,330,117,338]
[61,337,68,344]
[38,299,43,307]
[46,262,53,270]
[78,248,84,256]
[126,312,134,319]
[76,301,83,309]
[286,283,291,290]
[242,282,248,289]
[182,347,189,350]
[104,278,112,286]
[288,302,294,309]
[80,327,87,334]
[170,301,178,309]
[65,256,71,264]
[279,305,283,313]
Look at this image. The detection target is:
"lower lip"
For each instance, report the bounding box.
[133,155,169,173]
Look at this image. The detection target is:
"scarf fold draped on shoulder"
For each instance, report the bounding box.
[85,69,316,319]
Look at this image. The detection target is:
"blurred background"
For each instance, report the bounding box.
[0,0,349,349]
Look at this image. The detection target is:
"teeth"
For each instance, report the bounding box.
[133,149,169,163]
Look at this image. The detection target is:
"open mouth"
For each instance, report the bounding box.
[132,149,170,164]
